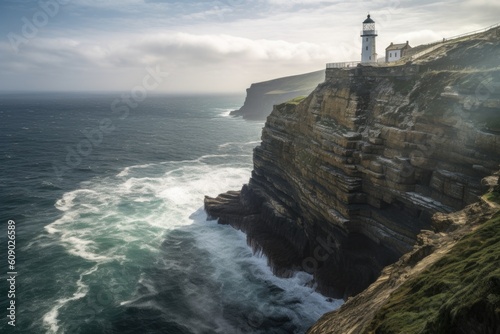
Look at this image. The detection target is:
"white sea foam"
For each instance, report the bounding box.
[42,157,254,331]
[212,107,233,117]
[43,265,99,333]
[218,140,261,149]
[119,274,160,307]
[42,133,340,332]
[116,167,130,177]
[190,219,342,332]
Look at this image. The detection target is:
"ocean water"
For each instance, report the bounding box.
[0,93,341,334]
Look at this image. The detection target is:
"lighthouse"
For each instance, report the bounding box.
[361,14,377,64]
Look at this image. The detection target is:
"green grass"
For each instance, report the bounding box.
[284,95,307,105]
[367,212,500,333]
[484,191,500,204]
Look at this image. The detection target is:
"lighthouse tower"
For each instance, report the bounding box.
[361,14,377,63]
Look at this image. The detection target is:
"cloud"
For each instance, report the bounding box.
[0,32,336,92]
[0,0,497,92]
[141,33,334,62]
[3,32,336,67]
[462,0,500,7]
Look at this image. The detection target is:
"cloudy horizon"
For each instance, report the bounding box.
[1,0,499,93]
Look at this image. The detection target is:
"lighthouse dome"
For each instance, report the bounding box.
[363,14,375,24]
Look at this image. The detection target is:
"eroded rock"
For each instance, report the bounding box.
[205,27,500,300]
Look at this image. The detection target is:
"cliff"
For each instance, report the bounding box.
[205,25,500,329]
[230,70,325,120]
[308,184,500,334]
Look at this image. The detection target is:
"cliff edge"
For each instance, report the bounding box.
[205,25,500,329]
[308,178,500,333]
[231,70,325,120]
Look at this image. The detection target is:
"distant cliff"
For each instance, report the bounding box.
[206,26,500,332]
[231,70,325,120]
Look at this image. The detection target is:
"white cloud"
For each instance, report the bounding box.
[0,0,497,92]
[0,32,336,92]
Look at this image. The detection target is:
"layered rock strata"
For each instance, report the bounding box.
[307,188,500,334]
[205,27,500,299]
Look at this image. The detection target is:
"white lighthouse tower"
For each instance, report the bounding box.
[361,14,377,64]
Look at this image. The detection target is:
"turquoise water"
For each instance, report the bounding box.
[0,93,340,334]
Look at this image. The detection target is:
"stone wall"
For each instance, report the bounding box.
[325,64,419,81]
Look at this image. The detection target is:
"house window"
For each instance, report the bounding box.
[369,56,371,60]
[390,52,392,57]
[366,46,368,51]
[366,38,368,41]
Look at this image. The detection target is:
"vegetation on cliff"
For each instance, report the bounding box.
[207,25,500,300]
[284,95,307,105]
[206,25,500,333]
[307,189,500,334]
[368,207,500,334]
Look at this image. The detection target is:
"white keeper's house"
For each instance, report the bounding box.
[385,41,412,63]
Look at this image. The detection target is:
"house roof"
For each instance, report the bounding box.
[363,14,375,24]
[386,42,412,51]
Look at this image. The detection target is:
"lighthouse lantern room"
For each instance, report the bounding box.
[361,14,378,64]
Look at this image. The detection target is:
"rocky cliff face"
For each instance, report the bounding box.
[308,187,500,334]
[231,70,325,120]
[205,27,500,302]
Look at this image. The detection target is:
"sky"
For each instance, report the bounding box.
[0,0,499,93]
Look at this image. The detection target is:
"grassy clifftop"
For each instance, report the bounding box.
[307,193,500,334]
[368,207,500,333]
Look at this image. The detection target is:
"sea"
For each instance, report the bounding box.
[0,93,341,334]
